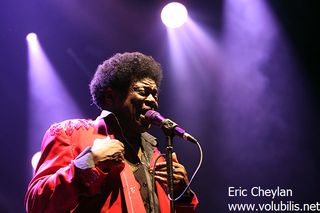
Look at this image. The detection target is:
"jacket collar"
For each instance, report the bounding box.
[96,110,158,147]
[96,110,114,120]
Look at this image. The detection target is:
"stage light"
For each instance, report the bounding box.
[26,33,37,43]
[27,31,82,176]
[161,2,188,29]
[31,151,41,170]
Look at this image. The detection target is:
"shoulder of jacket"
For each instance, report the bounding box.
[48,119,95,137]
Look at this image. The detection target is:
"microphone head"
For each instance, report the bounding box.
[144,110,164,126]
[145,110,198,144]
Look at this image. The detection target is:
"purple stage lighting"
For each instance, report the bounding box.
[161,2,188,29]
[26,33,37,43]
[27,34,82,176]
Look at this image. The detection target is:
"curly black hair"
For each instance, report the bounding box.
[90,52,163,110]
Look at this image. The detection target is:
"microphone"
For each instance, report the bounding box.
[143,110,197,144]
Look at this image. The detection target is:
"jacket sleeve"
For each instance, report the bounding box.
[25,122,110,213]
[174,191,199,213]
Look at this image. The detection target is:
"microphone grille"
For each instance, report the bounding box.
[144,110,163,126]
[145,110,158,119]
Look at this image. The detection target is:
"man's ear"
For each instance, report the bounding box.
[103,87,116,109]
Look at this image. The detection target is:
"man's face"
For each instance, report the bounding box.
[114,77,159,134]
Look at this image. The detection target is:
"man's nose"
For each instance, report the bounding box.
[145,94,158,109]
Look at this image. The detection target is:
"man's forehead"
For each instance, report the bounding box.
[132,78,158,89]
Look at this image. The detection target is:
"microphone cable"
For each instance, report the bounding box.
[151,138,203,203]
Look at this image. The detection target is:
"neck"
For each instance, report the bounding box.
[112,111,143,160]
[121,130,144,164]
[124,132,141,152]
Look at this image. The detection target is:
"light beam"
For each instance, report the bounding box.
[27,34,82,175]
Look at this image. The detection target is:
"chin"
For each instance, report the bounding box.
[135,115,151,133]
[137,123,151,133]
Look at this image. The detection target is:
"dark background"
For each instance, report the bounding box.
[1,0,319,212]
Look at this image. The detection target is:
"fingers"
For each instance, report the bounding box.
[91,137,125,164]
[154,167,185,177]
[109,152,125,161]
[154,171,184,179]
[153,161,185,172]
[152,158,187,185]
[172,152,179,163]
[154,172,185,185]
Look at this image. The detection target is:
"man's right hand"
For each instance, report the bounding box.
[91,136,125,170]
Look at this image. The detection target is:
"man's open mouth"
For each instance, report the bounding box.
[138,108,154,127]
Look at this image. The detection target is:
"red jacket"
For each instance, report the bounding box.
[25,114,198,212]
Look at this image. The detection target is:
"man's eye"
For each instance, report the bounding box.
[153,94,159,100]
[136,90,146,96]
[133,88,158,100]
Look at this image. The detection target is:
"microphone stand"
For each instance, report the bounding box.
[161,119,178,213]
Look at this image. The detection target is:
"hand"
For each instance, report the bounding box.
[153,153,189,185]
[91,136,125,170]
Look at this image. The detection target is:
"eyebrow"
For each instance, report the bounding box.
[133,83,158,90]
[133,86,158,92]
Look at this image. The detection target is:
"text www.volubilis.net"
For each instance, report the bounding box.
[228,201,320,212]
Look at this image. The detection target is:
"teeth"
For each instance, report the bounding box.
[140,114,145,119]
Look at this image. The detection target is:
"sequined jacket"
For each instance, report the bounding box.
[25,111,198,212]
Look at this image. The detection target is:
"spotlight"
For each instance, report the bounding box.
[161,2,188,29]
[31,151,41,170]
[26,33,37,43]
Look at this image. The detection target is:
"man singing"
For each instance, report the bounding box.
[25,52,198,212]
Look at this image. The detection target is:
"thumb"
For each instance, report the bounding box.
[172,152,179,163]
[103,134,114,143]
[106,134,115,140]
